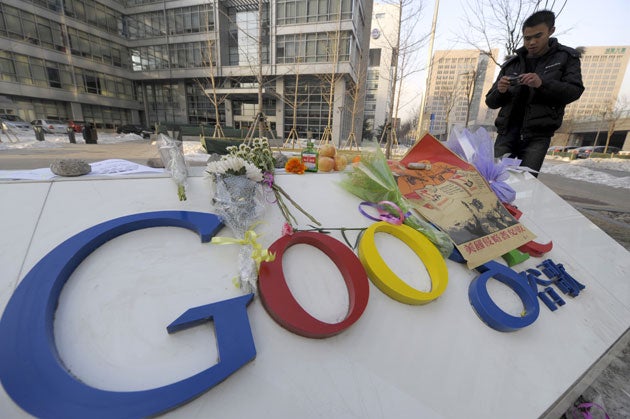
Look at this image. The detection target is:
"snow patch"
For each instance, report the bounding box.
[541,158,630,189]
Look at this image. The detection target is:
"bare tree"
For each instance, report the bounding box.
[342,54,367,150]
[405,104,421,140]
[462,68,479,126]
[260,33,309,149]
[556,116,577,147]
[245,0,275,143]
[441,91,458,138]
[458,0,568,65]
[395,118,414,144]
[216,1,275,143]
[592,103,608,148]
[197,39,226,138]
[281,69,307,149]
[426,65,478,139]
[601,96,629,153]
[375,0,429,157]
[318,1,344,146]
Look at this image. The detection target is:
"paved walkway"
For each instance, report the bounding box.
[0,140,162,170]
[539,172,630,251]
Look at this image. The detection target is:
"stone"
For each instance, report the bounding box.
[146,158,165,168]
[50,159,91,177]
[273,152,289,168]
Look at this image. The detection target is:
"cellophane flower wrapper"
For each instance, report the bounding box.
[445,126,516,203]
[340,147,454,258]
[210,173,266,293]
[158,133,188,201]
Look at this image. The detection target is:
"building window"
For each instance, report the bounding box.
[62,0,121,35]
[282,76,330,139]
[46,66,61,88]
[228,5,270,66]
[0,52,16,82]
[276,0,352,25]
[277,31,352,64]
[83,72,101,94]
[368,49,381,67]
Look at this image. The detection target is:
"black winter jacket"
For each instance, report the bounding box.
[485,38,584,138]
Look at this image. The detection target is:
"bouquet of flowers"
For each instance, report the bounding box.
[206,138,318,292]
[206,153,270,293]
[445,126,521,204]
[340,147,454,257]
[158,134,188,201]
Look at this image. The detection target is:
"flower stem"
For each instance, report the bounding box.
[177,184,187,201]
[274,188,298,225]
[272,184,321,226]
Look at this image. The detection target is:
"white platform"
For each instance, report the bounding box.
[1,170,629,418]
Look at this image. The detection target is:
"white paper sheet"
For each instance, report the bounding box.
[0,159,164,180]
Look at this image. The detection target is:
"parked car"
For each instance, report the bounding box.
[548,145,579,153]
[0,114,32,131]
[116,124,153,138]
[68,120,85,133]
[31,118,68,134]
[568,146,590,157]
[577,146,620,159]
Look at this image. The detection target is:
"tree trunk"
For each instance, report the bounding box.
[257,0,264,137]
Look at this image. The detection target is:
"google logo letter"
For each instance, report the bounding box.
[1,210,537,418]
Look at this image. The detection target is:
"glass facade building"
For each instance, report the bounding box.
[0,0,373,143]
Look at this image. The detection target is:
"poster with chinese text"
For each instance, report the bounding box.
[390,134,536,269]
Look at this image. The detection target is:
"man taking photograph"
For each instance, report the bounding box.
[485,10,584,176]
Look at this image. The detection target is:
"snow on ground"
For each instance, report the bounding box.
[541,156,630,189]
[0,131,143,148]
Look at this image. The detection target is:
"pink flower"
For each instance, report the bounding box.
[281,222,294,236]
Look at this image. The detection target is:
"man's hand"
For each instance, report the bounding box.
[518,73,543,88]
[497,76,512,93]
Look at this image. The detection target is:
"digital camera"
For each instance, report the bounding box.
[506,75,521,86]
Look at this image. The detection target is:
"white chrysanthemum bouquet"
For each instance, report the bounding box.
[205,138,319,293]
[206,155,264,182]
[206,146,269,293]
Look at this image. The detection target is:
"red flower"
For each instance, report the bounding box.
[281,222,294,236]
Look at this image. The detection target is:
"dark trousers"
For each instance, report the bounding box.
[494,127,550,176]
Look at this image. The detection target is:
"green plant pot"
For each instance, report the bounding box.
[202,137,243,154]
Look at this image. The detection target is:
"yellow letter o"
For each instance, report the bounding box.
[358,222,448,305]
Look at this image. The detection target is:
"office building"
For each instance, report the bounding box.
[421,49,498,140]
[0,0,374,144]
[363,2,398,137]
[564,45,630,120]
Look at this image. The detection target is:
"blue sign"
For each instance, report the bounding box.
[0,211,257,418]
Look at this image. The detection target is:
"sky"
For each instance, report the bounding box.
[397,0,630,120]
[1,132,629,189]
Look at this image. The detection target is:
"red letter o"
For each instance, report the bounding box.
[258,232,369,338]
